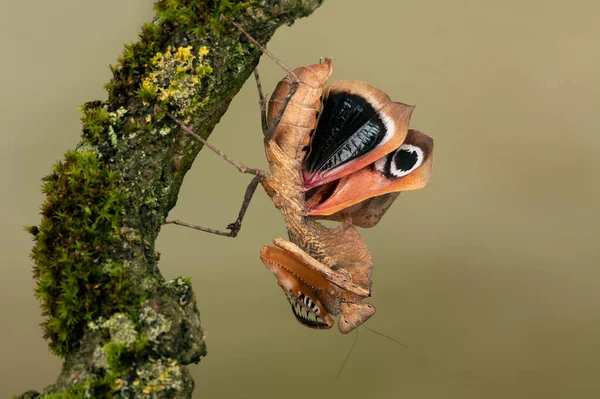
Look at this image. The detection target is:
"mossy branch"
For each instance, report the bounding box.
[20,1,323,397]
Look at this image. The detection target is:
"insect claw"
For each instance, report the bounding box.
[226,221,241,237]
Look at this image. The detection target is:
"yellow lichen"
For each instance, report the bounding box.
[140,45,213,121]
[174,46,192,61]
[112,378,124,391]
[135,357,183,394]
[198,46,209,57]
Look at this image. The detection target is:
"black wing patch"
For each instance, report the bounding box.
[304,92,387,176]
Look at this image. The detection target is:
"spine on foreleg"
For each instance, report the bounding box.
[267,59,332,160]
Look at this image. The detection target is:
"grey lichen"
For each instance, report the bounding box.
[103,313,139,347]
[140,304,172,343]
[165,276,194,306]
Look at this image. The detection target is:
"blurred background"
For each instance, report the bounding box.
[2,1,599,398]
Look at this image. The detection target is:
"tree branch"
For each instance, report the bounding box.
[20,1,324,397]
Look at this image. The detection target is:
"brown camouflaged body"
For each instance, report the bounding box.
[259,58,432,332]
[267,59,332,161]
[261,141,373,315]
[260,59,374,314]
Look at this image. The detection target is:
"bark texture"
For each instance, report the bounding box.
[21,1,324,397]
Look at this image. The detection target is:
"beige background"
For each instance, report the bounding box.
[2,1,599,398]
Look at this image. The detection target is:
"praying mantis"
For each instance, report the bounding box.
[163,15,433,334]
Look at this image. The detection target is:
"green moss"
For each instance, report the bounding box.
[79,102,109,142]
[154,0,258,37]
[135,80,158,103]
[79,103,128,145]
[101,314,149,377]
[39,378,101,399]
[34,310,185,398]
[27,149,139,357]
[107,18,164,107]
[31,314,154,398]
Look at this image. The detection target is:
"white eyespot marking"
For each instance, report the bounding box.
[374,143,424,177]
[389,144,424,178]
[374,156,387,173]
[378,112,396,146]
